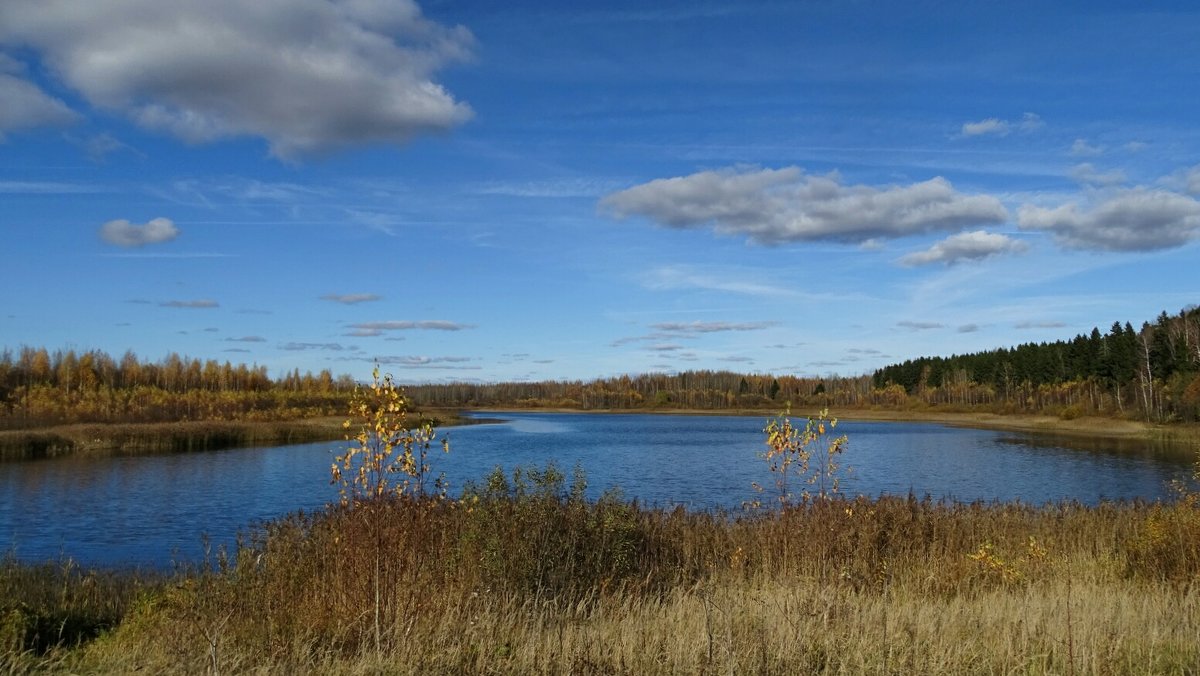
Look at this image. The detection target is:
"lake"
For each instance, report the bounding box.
[0,412,1194,568]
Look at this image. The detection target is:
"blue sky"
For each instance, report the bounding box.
[2,0,1198,384]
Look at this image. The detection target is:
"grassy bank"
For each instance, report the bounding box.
[0,410,470,461]
[4,468,1199,674]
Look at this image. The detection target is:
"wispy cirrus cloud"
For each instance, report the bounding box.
[280,342,353,351]
[640,265,797,297]
[321,293,381,305]
[1069,139,1105,157]
[349,320,476,332]
[375,355,472,366]
[897,320,943,331]
[1069,163,1126,187]
[160,299,218,309]
[650,320,778,333]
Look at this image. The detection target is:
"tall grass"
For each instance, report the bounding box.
[5,463,1198,674]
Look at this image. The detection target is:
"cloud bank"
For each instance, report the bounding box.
[0,55,78,137]
[602,167,1007,245]
[0,0,474,158]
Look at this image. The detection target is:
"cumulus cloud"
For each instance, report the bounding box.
[1069,163,1126,187]
[0,54,78,137]
[321,293,381,305]
[651,321,777,333]
[602,167,1007,245]
[959,112,1042,138]
[0,0,474,158]
[160,299,218,308]
[1018,189,1200,251]
[898,230,1028,267]
[99,217,179,247]
[349,320,475,331]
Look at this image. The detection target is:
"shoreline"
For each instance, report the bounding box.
[469,406,1200,445]
[3,406,1195,462]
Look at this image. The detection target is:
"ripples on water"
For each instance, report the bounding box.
[0,412,1193,567]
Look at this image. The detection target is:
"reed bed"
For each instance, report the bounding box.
[3,469,1198,674]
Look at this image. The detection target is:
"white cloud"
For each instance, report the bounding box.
[0,0,474,158]
[959,112,1041,138]
[1069,139,1105,157]
[1069,163,1126,187]
[99,217,180,247]
[898,230,1029,267]
[897,321,943,330]
[603,167,1007,245]
[961,118,1009,137]
[1018,189,1200,251]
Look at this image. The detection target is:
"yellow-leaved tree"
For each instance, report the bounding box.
[328,365,449,654]
[331,365,448,506]
[754,407,848,506]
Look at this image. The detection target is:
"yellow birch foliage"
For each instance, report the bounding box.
[330,366,448,506]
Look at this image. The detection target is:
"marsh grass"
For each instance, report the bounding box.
[5,472,1198,674]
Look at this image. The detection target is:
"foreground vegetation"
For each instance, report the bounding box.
[3,482,1199,674]
[4,375,1198,674]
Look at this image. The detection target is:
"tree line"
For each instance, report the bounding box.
[872,306,1200,421]
[6,305,1198,429]
[0,347,355,429]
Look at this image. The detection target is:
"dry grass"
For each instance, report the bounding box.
[4,469,1199,674]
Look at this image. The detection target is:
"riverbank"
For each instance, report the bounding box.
[0,409,472,461]
[473,406,1200,445]
[4,406,1195,463]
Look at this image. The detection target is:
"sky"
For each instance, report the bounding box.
[2,0,1199,384]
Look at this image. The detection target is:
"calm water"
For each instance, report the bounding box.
[0,413,1193,568]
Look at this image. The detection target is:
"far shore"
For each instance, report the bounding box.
[3,406,1196,462]
[470,406,1200,445]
